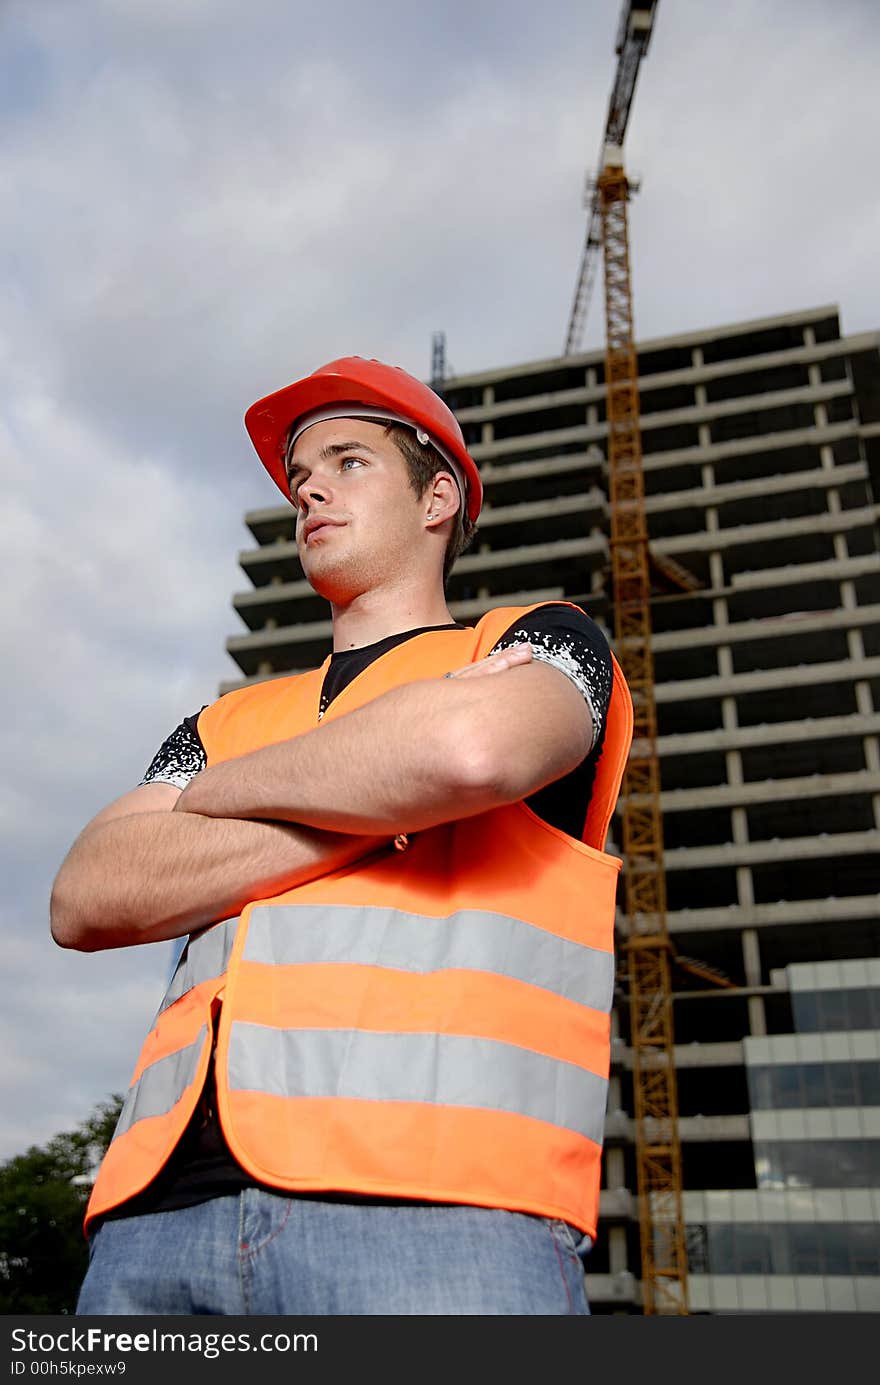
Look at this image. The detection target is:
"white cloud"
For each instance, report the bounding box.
[0,933,168,1158]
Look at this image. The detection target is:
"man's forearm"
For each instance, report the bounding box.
[176,678,491,835]
[175,661,591,835]
[50,810,385,952]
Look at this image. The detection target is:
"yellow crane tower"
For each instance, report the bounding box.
[564,0,689,1315]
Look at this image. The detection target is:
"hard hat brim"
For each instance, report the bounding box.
[245,367,482,524]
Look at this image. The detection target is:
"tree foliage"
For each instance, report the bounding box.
[0,1096,122,1314]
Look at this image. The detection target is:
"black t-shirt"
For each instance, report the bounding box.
[106,603,613,1220]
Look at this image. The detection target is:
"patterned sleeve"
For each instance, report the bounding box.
[139,711,207,790]
[490,605,613,753]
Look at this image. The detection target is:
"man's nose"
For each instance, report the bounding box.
[298,474,330,510]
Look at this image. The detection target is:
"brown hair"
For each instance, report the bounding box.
[383,424,476,584]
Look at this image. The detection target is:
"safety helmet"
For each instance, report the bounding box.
[244,356,483,524]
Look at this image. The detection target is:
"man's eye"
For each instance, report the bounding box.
[340,457,364,472]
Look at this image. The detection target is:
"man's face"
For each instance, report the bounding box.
[287,418,428,604]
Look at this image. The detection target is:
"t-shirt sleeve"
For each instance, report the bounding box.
[489,604,613,752]
[139,710,207,790]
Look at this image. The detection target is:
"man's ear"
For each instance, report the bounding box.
[424,472,460,528]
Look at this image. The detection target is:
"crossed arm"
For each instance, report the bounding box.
[50,647,592,953]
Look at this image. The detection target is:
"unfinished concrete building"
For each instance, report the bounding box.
[225,304,880,1313]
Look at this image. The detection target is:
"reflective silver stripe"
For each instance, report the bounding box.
[243,905,614,1014]
[159,917,239,1013]
[227,1024,607,1145]
[113,1028,208,1142]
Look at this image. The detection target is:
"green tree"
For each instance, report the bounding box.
[0,1096,122,1314]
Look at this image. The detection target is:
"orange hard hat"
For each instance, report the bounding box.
[244,356,483,524]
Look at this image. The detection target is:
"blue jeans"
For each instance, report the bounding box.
[77,1192,591,1315]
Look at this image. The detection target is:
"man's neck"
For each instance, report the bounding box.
[330,587,455,653]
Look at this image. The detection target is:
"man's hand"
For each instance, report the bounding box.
[444,642,533,680]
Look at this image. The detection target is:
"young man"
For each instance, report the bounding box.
[52,356,632,1316]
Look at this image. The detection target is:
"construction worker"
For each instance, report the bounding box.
[51,357,632,1316]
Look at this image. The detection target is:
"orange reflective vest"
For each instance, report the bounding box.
[86,604,633,1238]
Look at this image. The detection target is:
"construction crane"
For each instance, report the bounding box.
[564,1,656,356]
[565,2,689,1315]
[431,331,448,390]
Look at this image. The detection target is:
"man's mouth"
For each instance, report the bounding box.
[303,517,344,544]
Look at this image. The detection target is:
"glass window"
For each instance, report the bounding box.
[828,1063,858,1107]
[793,993,818,1031]
[699,1223,880,1278]
[775,1066,803,1108]
[754,1143,782,1189]
[778,1142,814,1187]
[734,1225,772,1274]
[802,1063,828,1107]
[844,988,873,1031]
[762,1139,878,1188]
[812,986,880,1027]
[748,1066,773,1109]
[768,1224,790,1275]
[857,1062,880,1107]
[821,1225,851,1275]
[817,991,847,1031]
[789,1225,821,1274]
[829,1140,876,1186]
[750,1061,880,1111]
[849,1225,880,1276]
[708,1225,737,1274]
[841,1140,877,1185]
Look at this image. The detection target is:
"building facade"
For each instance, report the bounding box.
[225,305,880,1312]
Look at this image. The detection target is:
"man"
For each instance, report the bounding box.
[52,356,632,1316]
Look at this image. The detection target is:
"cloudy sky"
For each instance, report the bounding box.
[3,0,879,1162]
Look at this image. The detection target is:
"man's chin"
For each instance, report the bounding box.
[301,556,359,604]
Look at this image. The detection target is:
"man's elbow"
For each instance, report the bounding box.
[448,725,525,804]
[50,883,87,951]
[449,718,591,806]
[441,666,595,806]
[50,901,80,952]
[50,871,110,952]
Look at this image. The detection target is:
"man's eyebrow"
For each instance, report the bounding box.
[286,439,380,477]
[318,440,381,460]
